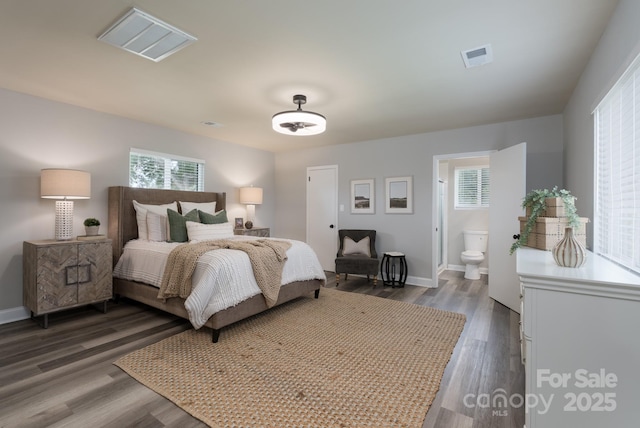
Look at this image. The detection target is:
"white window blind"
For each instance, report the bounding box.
[594,55,640,275]
[129,148,205,191]
[455,166,490,209]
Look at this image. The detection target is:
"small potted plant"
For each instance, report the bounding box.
[510,187,580,254]
[83,218,101,236]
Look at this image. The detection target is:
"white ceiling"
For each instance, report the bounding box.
[0,0,618,153]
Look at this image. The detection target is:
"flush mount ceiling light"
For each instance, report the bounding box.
[98,8,197,62]
[272,95,326,136]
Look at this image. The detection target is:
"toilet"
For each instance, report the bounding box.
[461,230,488,280]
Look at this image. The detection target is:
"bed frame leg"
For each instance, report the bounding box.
[212,329,220,343]
[314,289,320,299]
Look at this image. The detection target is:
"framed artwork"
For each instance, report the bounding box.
[234,217,244,228]
[350,179,375,214]
[385,176,413,214]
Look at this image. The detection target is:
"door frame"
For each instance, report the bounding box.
[432,151,494,287]
[437,179,448,273]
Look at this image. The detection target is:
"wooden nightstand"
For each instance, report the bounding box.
[23,238,113,328]
[234,227,270,237]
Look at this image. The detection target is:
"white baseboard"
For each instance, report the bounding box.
[447,264,489,275]
[405,275,435,288]
[333,273,435,288]
[0,306,30,325]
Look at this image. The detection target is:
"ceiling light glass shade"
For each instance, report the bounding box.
[239,187,263,205]
[272,94,326,136]
[272,111,326,136]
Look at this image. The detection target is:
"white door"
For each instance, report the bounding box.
[306,165,338,271]
[488,142,526,313]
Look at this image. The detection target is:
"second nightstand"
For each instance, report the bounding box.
[234,227,270,237]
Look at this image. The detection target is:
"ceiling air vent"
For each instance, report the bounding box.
[461,44,493,68]
[98,8,197,62]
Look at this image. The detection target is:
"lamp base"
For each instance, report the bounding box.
[245,204,256,229]
[55,200,74,241]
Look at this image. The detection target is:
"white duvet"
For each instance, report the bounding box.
[113,236,326,328]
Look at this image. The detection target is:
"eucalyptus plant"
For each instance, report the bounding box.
[510,186,579,254]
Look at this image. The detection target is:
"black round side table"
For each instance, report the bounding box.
[381,252,407,288]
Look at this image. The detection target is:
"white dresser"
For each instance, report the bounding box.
[517,248,640,428]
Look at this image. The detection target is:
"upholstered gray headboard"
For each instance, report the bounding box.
[107,186,226,266]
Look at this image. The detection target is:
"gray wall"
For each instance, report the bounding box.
[563,0,640,249]
[0,88,275,315]
[274,114,564,284]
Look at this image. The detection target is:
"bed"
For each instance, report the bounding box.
[108,186,325,342]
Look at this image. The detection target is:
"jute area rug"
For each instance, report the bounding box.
[115,288,466,427]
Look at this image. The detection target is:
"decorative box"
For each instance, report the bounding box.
[519,216,588,250]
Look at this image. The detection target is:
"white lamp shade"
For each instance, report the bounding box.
[41,169,91,199]
[239,187,263,205]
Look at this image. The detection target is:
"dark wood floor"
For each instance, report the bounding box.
[0,271,524,428]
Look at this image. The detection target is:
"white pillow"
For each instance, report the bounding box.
[146,211,167,242]
[343,236,371,257]
[132,200,177,240]
[186,221,234,242]
[179,201,217,215]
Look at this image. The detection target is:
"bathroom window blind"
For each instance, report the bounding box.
[455,166,490,209]
[594,53,640,275]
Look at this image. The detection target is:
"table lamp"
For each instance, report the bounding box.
[41,169,91,240]
[239,186,263,229]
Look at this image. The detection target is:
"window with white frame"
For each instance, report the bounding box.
[129,148,205,191]
[454,166,490,209]
[594,54,640,275]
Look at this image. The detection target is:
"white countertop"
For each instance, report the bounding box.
[516,247,640,292]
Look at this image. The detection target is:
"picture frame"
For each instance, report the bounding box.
[234,217,244,228]
[385,176,413,214]
[350,179,375,214]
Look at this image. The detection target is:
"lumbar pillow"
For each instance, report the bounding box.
[198,209,228,224]
[186,221,234,242]
[133,200,177,240]
[167,208,199,243]
[343,236,371,257]
[179,201,217,215]
[146,211,168,242]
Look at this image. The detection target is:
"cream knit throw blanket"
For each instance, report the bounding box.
[158,239,292,307]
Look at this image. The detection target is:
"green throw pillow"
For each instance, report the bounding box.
[199,209,228,224]
[167,208,199,242]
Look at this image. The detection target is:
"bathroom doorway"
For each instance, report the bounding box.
[432,151,492,287]
[432,145,527,294]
